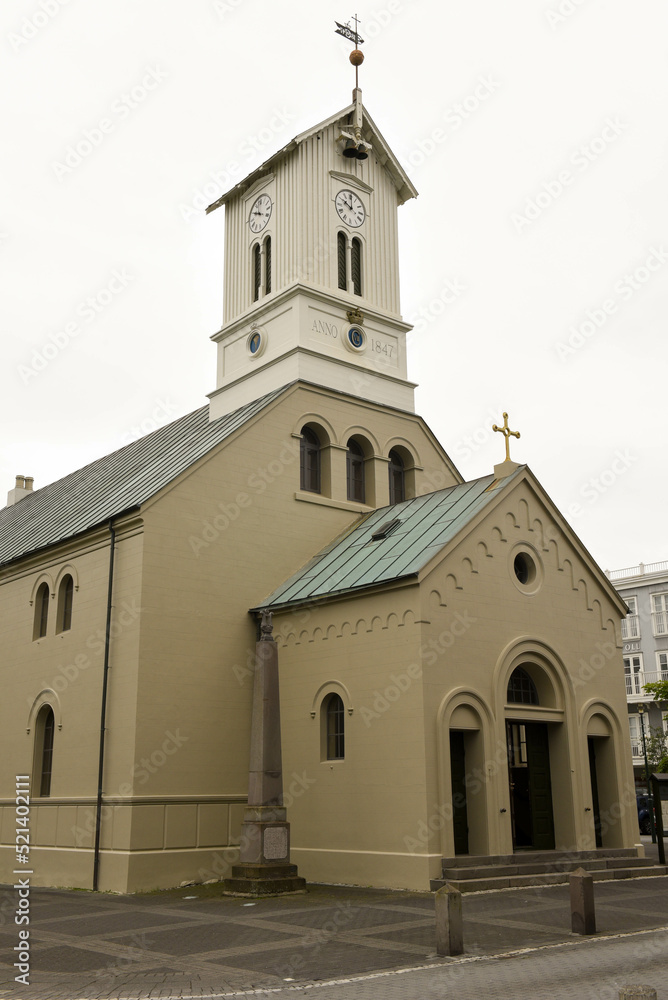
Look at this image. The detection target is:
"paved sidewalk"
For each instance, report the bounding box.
[0,845,666,1000]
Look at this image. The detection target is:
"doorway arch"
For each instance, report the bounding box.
[438,691,495,857]
[495,640,576,853]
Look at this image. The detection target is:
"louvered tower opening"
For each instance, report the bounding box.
[351,237,362,296]
[337,232,347,290]
[253,243,261,301]
[264,236,271,294]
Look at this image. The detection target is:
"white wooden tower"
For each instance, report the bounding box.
[207,41,418,420]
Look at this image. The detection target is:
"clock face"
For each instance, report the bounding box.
[249,194,272,233]
[335,189,365,228]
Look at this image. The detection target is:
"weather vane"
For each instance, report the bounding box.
[334,15,371,160]
[492,412,520,463]
[335,14,365,88]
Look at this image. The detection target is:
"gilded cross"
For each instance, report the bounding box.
[492,412,520,462]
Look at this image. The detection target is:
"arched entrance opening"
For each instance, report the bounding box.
[447,702,490,857]
[505,663,561,851]
[586,712,624,849]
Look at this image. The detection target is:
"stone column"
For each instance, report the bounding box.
[224,612,306,896]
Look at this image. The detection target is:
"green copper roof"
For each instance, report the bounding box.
[254,471,522,610]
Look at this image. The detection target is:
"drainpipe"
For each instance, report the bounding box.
[93,519,116,891]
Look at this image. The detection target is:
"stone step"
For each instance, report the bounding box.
[430,865,668,893]
[604,857,656,869]
[441,857,657,881]
[608,865,668,880]
[442,859,610,880]
[440,848,637,869]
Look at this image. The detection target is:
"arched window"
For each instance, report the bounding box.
[34,705,55,797]
[337,232,347,290]
[388,449,405,504]
[264,235,271,294]
[253,243,261,301]
[351,237,362,296]
[34,582,49,640]
[507,666,539,705]
[325,693,345,760]
[56,575,74,633]
[346,438,365,503]
[300,426,321,493]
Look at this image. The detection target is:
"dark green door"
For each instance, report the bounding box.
[507,722,555,851]
[450,731,469,855]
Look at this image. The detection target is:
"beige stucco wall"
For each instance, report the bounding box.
[0,519,144,888]
[261,474,637,891]
[417,477,637,868]
[1,388,636,893]
[1,382,459,891]
[275,587,433,890]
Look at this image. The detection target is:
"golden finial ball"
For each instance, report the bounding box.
[350,49,364,66]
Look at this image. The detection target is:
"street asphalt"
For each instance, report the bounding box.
[0,839,666,1000]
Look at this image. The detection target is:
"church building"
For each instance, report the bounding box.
[0,76,641,893]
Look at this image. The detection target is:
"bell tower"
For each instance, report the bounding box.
[206,40,418,420]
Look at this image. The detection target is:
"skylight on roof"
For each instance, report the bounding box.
[371,518,401,541]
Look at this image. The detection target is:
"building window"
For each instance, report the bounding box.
[621,596,640,640]
[351,238,362,296]
[657,652,668,682]
[624,654,644,697]
[34,705,55,797]
[388,449,405,504]
[651,593,668,636]
[346,438,365,503]
[33,583,49,640]
[300,427,321,493]
[325,693,345,760]
[507,666,539,705]
[264,235,271,294]
[253,243,261,301]
[628,715,643,759]
[56,575,74,633]
[337,231,347,290]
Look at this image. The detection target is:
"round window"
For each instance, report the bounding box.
[514,552,534,585]
[510,546,542,594]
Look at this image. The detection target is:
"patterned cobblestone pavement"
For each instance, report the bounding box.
[0,868,666,999]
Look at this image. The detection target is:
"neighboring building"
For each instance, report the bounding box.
[607,561,668,788]
[0,85,640,893]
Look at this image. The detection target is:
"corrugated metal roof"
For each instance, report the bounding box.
[206,102,418,213]
[254,471,522,610]
[0,387,287,567]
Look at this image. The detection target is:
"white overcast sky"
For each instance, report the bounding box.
[2,0,666,573]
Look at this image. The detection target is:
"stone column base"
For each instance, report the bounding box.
[223,862,307,897]
[223,809,306,896]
